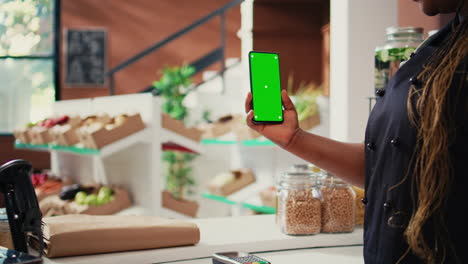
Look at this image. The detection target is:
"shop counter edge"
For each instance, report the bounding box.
[42,215,363,264]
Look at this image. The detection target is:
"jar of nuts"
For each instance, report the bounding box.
[277,172,322,235]
[320,173,356,233]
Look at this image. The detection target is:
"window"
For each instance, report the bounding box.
[0,0,56,133]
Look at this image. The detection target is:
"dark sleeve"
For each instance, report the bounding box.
[448,56,468,149]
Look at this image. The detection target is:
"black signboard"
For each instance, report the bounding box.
[65,29,107,86]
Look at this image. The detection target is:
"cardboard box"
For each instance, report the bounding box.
[299,113,321,131]
[50,116,82,146]
[208,169,256,196]
[78,114,145,149]
[39,188,131,216]
[51,124,80,146]
[200,115,238,139]
[162,114,203,142]
[65,188,132,215]
[13,128,32,144]
[29,126,53,145]
[259,186,277,208]
[162,190,199,217]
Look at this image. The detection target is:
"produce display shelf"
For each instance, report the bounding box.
[14,129,150,157]
[14,142,52,152]
[51,144,100,155]
[161,129,204,154]
[201,138,275,146]
[202,192,276,214]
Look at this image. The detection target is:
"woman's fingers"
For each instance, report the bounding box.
[246,109,255,128]
[245,92,253,113]
[281,90,295,111]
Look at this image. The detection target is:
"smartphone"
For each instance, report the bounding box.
[248,51,283,124]
[0,247,42,264]
[212,251,270,264]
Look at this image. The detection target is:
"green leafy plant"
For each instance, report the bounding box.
[287,75,323,122]
[153,65,195,121]
[163,151,197,200]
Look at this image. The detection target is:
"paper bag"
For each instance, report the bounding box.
[39,214,200,258]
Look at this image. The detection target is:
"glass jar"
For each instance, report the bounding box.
[289,164,323,174]
[374,27,423,94]
[320,173,356,233]
[277,172,322,235]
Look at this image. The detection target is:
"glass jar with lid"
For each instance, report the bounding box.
[289,164,323,174]
[320,173,356,233]
[276,171,322,235]
[374,27,424,94]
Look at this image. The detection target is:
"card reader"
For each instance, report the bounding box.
[212,252,270,264]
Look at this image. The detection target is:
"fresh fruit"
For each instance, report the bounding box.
[75,191,88,205]
[41,119,57,128]
[97,186,113,205]
[31,173,48,187]
[84,194,99,206]
[97,195,110,205]
[54,115,69,125]
[98,186,113,197]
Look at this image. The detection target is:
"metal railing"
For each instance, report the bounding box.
[105,0,244,95]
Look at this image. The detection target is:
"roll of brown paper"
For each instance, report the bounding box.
[38,214,200,258]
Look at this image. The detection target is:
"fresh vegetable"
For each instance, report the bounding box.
[74,187,115,206]
[75,191,88,205]
[31,173,48,187]
[84,194,99,206]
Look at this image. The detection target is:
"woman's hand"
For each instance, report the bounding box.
[245,90,301,148]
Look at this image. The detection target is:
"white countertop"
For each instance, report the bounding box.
[157,245,365,264]
[43,215,364,264]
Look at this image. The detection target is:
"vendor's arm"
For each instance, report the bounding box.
[245,91,365,188]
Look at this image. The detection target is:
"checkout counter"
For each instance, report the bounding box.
[41,215,364,264]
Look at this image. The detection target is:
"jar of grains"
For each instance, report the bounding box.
[277,172,322,235]
[320,173,356,233]
[289,164,322,174]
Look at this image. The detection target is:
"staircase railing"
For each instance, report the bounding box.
[106,0,244,95]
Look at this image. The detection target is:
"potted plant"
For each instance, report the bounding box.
[161,151,199,217]
[154,65,200,217]
[153,65,195,121]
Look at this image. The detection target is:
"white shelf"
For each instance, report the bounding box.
[114,206,151,216]
[160,207,193,219]
[227,182,267,203]
[99,129,151,157]
[161,129,204,154]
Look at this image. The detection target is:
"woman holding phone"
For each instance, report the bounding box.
[245,0,467,263]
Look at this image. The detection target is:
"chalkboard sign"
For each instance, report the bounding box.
[65,29,107,86]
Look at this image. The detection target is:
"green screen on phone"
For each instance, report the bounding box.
[249,51,283,123]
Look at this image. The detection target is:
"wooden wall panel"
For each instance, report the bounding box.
[0,136,50,170]
[398,0,455,36]
[61,0,241,99]
[253,1,329,92]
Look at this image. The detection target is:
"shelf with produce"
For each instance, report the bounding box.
[201,138,275,147]
[161,129,204,154]
[14,129,151,157]
[14,141,50,152]
[202,182,276,215]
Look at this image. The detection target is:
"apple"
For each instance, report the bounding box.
[84,194,99,206]
[74,191,88,205]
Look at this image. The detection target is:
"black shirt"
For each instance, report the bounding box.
[364,19,468,263]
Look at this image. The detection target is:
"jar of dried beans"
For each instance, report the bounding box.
[320,173,356,233]
[277,172,322,235]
